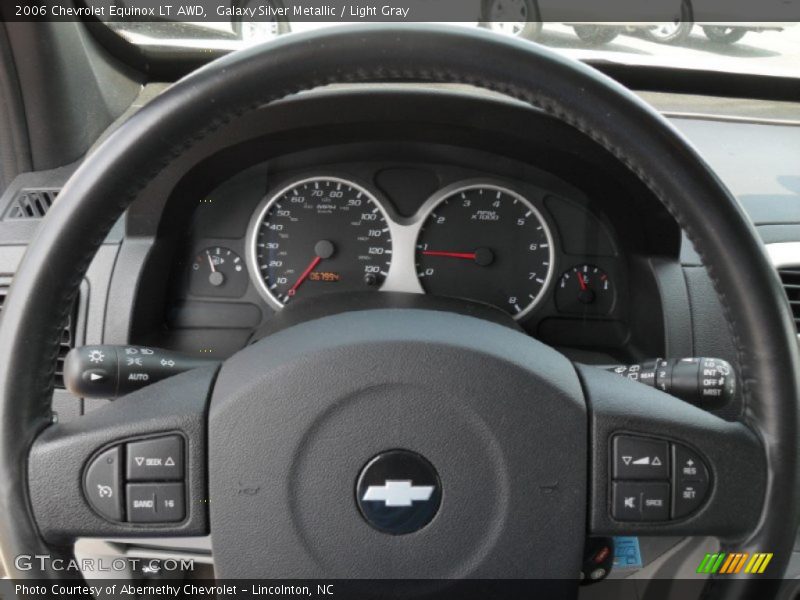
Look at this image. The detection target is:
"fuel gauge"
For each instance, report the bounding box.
[556,264,615,315]
[190,247,248,298]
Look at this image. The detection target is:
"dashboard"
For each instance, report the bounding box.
[99,87,685,366]
[188,169,617,321]
[153,149,655,364]
[0,85,695,387]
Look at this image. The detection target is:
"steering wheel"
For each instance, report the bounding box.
[0,25,797,597]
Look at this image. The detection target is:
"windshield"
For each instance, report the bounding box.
[107,17,800,79]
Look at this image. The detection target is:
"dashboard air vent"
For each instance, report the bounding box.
[4,189,59,219]
[0,281,75,388]
[778,268,800,332]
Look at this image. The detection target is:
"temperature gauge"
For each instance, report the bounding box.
[190,247,248,298]
[556,264,615,315]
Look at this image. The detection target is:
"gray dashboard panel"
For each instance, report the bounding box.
[670,117,800,225]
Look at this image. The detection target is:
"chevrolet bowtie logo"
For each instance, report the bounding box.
[362,480,435,507]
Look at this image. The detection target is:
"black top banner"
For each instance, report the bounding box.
[4,0,800,22]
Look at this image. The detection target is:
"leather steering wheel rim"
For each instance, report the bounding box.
[0,25,796,594]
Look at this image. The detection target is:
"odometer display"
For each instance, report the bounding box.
[415,183,554,319]
[249,177,392,308]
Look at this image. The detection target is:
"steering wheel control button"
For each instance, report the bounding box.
[673,479,709,519]
[126,435,183,481]
[356,450,442,535]
[673,444,709,482]
[126,483,185,523]
[672,443,711,518]
[612,482,641,521]
[610,434,712,522]
[612,481,670,522]
[613,436,669,480]
[84,446,123,522]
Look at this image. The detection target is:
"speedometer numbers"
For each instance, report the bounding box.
[415,184,555,319]
[249,177,392,308]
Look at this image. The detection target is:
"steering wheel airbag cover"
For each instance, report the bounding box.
[209,309,586,578]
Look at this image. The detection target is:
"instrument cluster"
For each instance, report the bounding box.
[185,172,620,323]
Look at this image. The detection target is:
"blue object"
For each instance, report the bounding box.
[613,536,643,569]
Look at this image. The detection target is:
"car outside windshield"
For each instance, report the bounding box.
[109,19,800,79]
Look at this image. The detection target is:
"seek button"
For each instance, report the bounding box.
[126,435,183,481]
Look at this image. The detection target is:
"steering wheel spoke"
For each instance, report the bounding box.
[25,366,215,549]
[577,364,765,538]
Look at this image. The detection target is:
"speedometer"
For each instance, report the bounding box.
[415,182,555,319]
[248,176,392,309]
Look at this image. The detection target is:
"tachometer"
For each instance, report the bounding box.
[415,183,554,319]
[248,176,392,308]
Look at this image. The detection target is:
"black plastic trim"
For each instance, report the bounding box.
[0,23,32,195]
[28,366,214,543]
[1,20,141,170]
[579,365,764,538]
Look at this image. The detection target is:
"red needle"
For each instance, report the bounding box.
[422,251,477,260]
[287,256,322,297]
[576,272,588,291]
